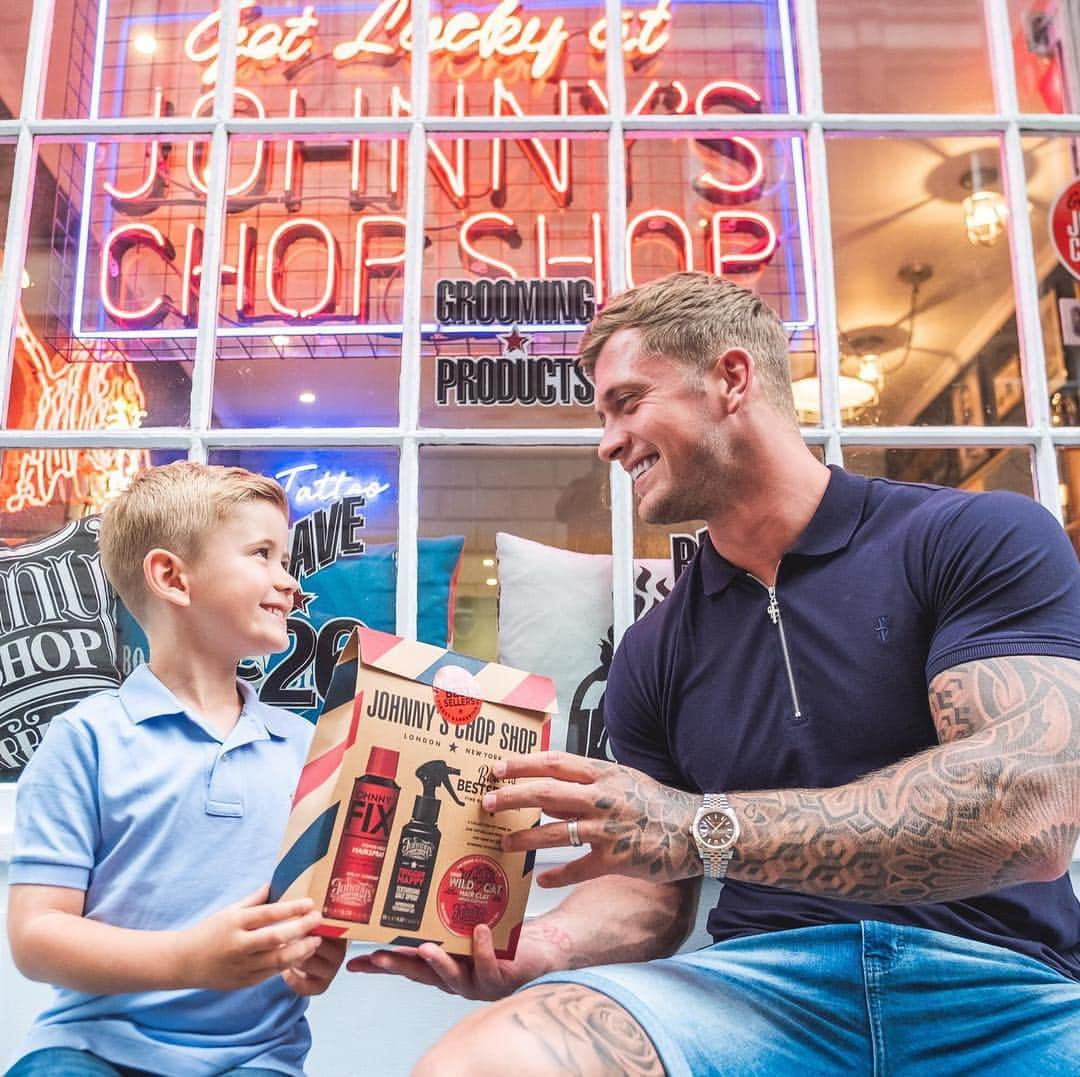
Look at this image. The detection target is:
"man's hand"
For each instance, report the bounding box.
[482,751,702,888]
[173,885,323,990]
[283,936,348,996]
[347,920,569,1001]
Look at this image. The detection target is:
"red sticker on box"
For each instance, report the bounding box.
[437,855,509,936]
[433,665,482,725]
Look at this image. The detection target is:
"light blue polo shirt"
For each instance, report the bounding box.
[10,664,316,1076]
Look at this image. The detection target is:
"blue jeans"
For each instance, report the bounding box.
[533,921,1080,1076]
[5,1048,285,1077]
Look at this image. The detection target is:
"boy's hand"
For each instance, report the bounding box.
[283,937,348,996]
[173,885,323,991]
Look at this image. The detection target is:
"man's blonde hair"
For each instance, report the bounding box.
[578,272,796,420]
[99,461,289,618]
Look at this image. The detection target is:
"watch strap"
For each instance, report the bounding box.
[699,792,735,881]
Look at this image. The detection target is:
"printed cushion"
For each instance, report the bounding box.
[0,517,121,778]
[495,532,673,759]
[117,498,464,725]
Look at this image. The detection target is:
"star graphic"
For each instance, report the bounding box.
[448,742,458,752]
[500,327,529,354]
[292,589,317,615]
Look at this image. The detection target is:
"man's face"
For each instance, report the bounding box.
[184,499,297,660]
[594,328,729,525]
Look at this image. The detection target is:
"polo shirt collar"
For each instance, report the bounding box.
[701,465,867,595]
[119,663,292,741]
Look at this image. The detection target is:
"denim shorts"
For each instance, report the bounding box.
[531,921,1080,1076]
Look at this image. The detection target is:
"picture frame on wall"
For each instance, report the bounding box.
[950,364,991,479]
[990,353,1024,421]
[1041,289,1068,391]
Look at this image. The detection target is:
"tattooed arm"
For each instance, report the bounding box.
[726,655,1080,903]
[491,656,1079,904]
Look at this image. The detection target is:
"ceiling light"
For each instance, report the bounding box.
[133,33,158,56]
[272,335,290,347]
[298,391,316,404]
[481,557,495,567]
[962,190,1008,247]
[485,577,498,587]
[791,374,878,424]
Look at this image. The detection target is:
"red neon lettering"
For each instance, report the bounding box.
[625,211,694,287]
[460,213,519,278]
[708,211,777,275]
[266,218,340,319]
[536,212,604,303]
[100,225,175,329]
[353,215,406,319]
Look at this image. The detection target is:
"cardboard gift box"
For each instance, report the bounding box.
[270,627,555,958]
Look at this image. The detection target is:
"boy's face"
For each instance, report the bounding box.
[184,498,296,660]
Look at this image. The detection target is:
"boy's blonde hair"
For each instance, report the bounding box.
[577,272,797,421]
[99,461,289,618]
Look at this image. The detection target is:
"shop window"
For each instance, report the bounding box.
[1023,135,1080,430]
[0,140,15,258]
[207,447,399,720]
[419,133,606,429]
[5,139,196,431]
[1008,0,1080,114]
[818,0,995,113]
[1,0,32,118]
[842,446,1036,497]
[420,445,609,752]
[1058,448,1080,559]
[212,135,405,428]
[826,135,1020,429]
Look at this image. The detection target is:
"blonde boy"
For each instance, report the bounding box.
[7,462,345,1077]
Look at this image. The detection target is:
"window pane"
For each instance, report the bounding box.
[206,447,399,721]
[818,0,994,113]
[1022,135,1080,429]
[420,445,609,753]
[212,135,404,428]
[1007,0,1080,114]
[0,0,32,118]
[44,0,231,118]
[842,446,1035,496]
[420,133,606,428]
[7,139,197,431]
[827,136,1019,428]
[1058,448,1080,559]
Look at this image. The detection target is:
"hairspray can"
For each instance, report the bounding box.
[323,746,401,923]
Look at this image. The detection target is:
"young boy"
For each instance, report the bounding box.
[6,462,345,1077]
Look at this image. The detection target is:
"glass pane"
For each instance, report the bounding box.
[1,0,32,117]
[212,135,404,427]
[420,133,606,428]
[0,140,15,257]
[827,136,1019,428]
[1058,448,1080,559]
[1008,0,1080,114]
[420,445,609,754]
[818,0,994,113]
[1023,135,1080,429]
[206,447,399,721]
[44,0,230,118]
[624,133,816,413]
[0,448,185,781]
[842,446,1035,496]
[429,0,604,116]
[7,139,197,431]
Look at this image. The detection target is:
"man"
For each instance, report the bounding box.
[353,273,1080,1074]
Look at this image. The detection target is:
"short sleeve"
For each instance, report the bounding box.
[10,712,101,890]
[603,624,687,788]
[921,492,1080,682]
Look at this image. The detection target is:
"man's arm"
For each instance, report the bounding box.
[349,874,700,1001]
[8,882,324,993]
[491,656,1079,905]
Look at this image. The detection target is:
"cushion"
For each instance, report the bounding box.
[0,517,121,778]
[495,532,674,759]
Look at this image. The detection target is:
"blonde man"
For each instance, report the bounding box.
[7,462,344,1077]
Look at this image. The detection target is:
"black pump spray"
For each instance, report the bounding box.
[380,759,465,931]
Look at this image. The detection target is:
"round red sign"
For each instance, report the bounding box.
[1049,178,1080,281]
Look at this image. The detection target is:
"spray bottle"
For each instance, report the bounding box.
[380,759,465,931]
[323,746,401,924]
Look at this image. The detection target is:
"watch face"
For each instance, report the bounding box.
[695,809,736,851]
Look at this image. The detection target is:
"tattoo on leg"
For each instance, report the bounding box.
[509,985,665,1076]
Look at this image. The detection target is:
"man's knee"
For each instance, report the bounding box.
[415,983,664,1077]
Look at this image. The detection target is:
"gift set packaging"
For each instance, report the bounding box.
[270,627,555,958]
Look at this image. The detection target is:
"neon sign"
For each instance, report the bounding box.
[73,0,812,347]
[274,462,391,508]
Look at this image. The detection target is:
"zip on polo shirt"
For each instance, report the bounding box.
[746,567,803,720]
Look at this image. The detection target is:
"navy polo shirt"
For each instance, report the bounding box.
[606,466,1080,979]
